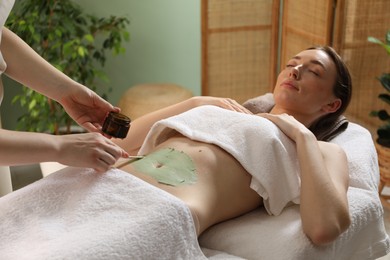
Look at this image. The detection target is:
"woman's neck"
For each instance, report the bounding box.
[269,106,316,128]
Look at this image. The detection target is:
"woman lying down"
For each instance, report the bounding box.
[0,46,352,259]
[114,46,352,245]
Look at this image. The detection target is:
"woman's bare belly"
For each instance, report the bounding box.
[120,135,262,235]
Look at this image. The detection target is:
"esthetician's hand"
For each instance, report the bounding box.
[59,83,121,133]
[55,133,129,172]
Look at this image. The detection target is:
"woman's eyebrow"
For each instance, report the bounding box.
[291,55,327,71]
[310,59,327,71]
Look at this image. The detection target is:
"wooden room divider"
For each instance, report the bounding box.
[202,0,390,133]
[279,0,336,70]
[201,0,279,103]
[333,0,390,131]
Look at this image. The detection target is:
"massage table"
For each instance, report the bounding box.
[0,106,389,259]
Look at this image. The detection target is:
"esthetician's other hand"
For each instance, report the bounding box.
[56,132,129,172]
[59,83,121,133]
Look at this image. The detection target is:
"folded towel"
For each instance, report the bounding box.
[139,105,301,215]
[242,93,349,141]
[0,167,206,260]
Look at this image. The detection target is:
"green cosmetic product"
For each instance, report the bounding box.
[131,148,197,186]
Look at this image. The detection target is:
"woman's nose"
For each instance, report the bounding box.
[289,64,302,79]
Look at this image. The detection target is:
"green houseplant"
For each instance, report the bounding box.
[6,0,129,134]
[368,30,390,147]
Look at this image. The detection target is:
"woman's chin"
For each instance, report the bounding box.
[274,91,297,104]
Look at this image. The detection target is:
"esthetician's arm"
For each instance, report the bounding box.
[0,129,127,172]
[1,27,118,133]
[0,27,128,171]
[114,96,252,155]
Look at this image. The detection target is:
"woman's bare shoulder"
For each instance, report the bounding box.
[318,141,347,164]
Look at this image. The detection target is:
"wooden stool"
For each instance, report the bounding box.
[376,143,390,208]
[117,83,193,120]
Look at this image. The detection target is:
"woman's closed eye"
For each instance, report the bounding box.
[309,69,320,76]
[308,66,325,77]
[285,63,322,78]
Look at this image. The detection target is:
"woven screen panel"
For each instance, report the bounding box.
[343,0,389,44]
[208,0,273,29]
[338,0,390,130]
[280,0,333,71]
[280,32,323,67]
[283,0,330,36]
[203,0,277,103]
[207,30,272,102]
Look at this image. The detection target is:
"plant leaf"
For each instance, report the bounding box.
[368,35,390,55]
[28,99,36,110]
[368,36,383,45]
[378,73,390,92]
[378,124,390,139]
[378,93,390,105]
[377,109,390,120]
[77,46,85,57]
[84,34,94,43]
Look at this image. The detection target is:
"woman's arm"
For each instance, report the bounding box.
[114,96,251,154]
[296,133,350,245]
[260,113,350,245]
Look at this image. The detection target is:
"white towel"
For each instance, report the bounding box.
[200,187,389,260]
[0,167,206,260]
[139,105,301,215]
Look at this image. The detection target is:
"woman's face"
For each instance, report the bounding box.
[273,49,340,119]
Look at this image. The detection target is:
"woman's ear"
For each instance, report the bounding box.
[322,99,342,113]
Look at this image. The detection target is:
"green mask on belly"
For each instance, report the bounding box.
[131,148,197,186]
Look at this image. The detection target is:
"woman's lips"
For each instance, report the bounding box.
[281,80,299,91]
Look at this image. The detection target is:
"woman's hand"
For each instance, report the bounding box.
[191,96,252,114]
[59,85,120,134]
[257,113,313,141]
[56,133,129,172]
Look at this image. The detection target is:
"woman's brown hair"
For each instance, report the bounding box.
[308,46,352,140]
